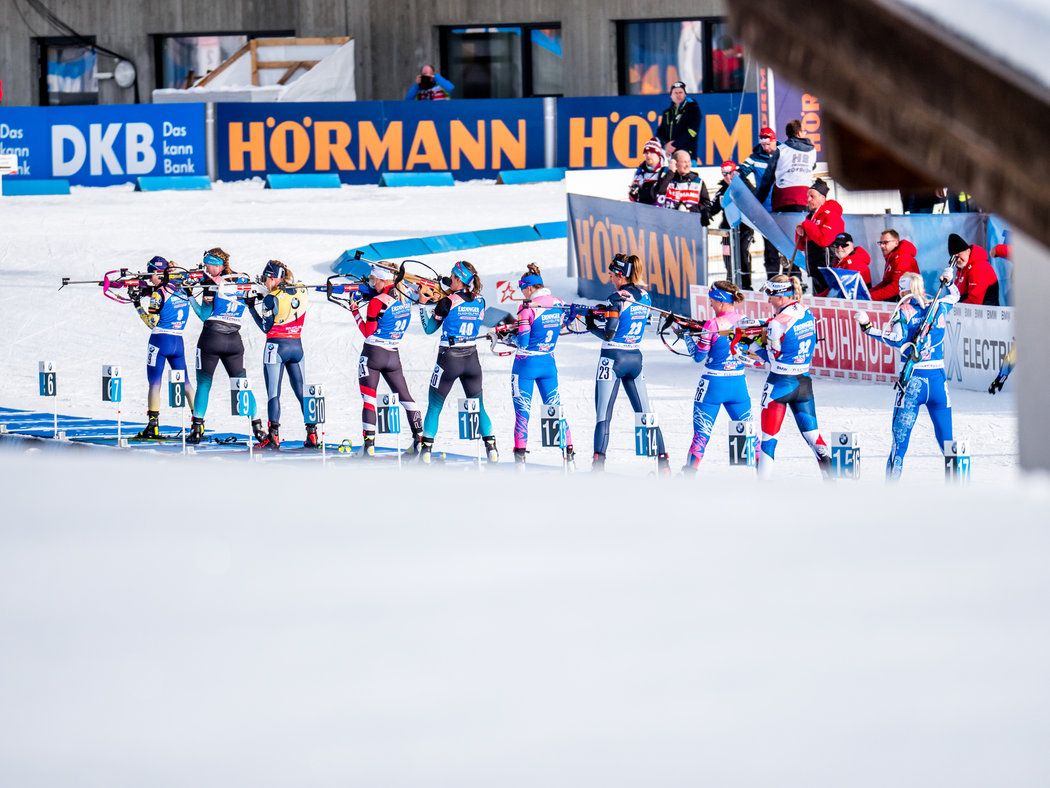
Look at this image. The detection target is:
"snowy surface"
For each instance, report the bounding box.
[1,454,1049,786]
[0,179,1016,481]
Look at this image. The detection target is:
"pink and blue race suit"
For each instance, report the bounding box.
[753,300,831,478]
[511,288,574,451]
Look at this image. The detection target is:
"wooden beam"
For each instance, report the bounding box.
[727,0,1050,247]
[277,63,307,85]
[194,40,251,87]
[253,37,351,47]
[256,60,320,69]
[249,39,259,87]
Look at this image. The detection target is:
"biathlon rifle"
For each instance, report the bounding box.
[895,257,959,393]
[352,249,451,303]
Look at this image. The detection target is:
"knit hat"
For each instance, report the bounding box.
[759,126,777,140]
[810,178,829,197]
[720,160,738,174]
[670,80,687,94]
[643,138,663,157]
[947,233,969,256]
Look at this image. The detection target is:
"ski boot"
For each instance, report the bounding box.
[513,447,528,468]
[256,421,281,451]
[362,434,376,458]
[657,453,672,477]
[134,411,162,440]
[187,417,205,445]
[563,444,576,472]
[680,463,698,478]
[404,431,423,457]
[303,423,320,449]
[591,452,606,473]
[483,435,499,464]
[419,436,434,465]
[250,419,269,448]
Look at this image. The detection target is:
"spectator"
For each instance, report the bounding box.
[709,161,755,290]
[948,190,981,213]
[405,64,454,101]
[738,126,782,279]
[661,149,712,219]
[628,138,672,205]
[794,178,844,294]
[870,229,920,302]
[948,232,1000,305]
[755,119,816,212]
[655,81,701,161]
[827,233,872,288]
[900,188,946,214]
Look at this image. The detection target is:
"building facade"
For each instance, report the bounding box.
[0,0,747,106]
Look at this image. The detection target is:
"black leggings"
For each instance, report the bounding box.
[423,346,493,439]
[358,344,423,436]
[194,325,254,419]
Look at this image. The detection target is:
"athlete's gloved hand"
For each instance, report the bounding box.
[939,266,954,286]
[854,310,872,333]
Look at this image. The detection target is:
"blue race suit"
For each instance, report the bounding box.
[512,288,573,452]
[135,282,196,414]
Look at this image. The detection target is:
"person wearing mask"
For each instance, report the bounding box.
[628,138,672,205]
[794,178,844,294]
[709,161,755,290]
[870,230,921,302]
[405,64,454,100]
[655,80,702,161]
[755,119,817,213]
[661,149,712,218]
[738,126,782,279]
[948,232,1000,305]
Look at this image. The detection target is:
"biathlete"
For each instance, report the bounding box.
[247,260,317,450]
[510,264,575,467]
[750,274,832,479]
[128,255,197,439]
[187,247,265,445]
[855,267,958,479]
[348,264,424,456]
[586,253,670,473]
[678,280,752,473]
[418,260,499,464]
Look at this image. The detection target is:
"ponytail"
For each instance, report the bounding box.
[711,279,745,303]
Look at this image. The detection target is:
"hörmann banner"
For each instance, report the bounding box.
[569,194,706,314]
[0,104,206,186]
[690,285,1013,393]
[557,93,758,169]
[216,99,545,183]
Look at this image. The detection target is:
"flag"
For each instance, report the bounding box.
[725,178,804,267]
[820,268,872,301]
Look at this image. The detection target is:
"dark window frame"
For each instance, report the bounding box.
[150,29,296,90]
[439,22,563,99]
[615,16,744,95]
[35,35,98,106]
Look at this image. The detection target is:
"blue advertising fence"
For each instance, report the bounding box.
[568,194,707,314]
[0,104,206,186]
[215,99,546,184]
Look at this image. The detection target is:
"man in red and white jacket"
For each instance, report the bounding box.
[661,150,712,218]
[948,232,1000,305]
[794,178,844,293]
[870,229,920,301]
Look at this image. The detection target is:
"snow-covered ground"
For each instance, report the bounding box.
[0,180,1016,481]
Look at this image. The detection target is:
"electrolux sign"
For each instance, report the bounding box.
[0,104,206,186]
[216,99,545,183]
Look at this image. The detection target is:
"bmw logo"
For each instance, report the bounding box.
[839,433,849,445]
[547,406,556,417]
[735,422,744,434]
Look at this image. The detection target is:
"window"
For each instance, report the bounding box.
[152,31,295,90]
[617,18,750,95]
[36,37,98,106]
[441,23,563,99]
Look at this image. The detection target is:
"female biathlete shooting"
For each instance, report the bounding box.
[677,280,752,473]
[586,253,670,473]
[510,264,575,467]
[128,255,197,439]
[418,260,499,464]
[750,275,832,479]
[247,260,317,450]
[348,264,425,456]
[187,247,265,445]
[855,265,959,479]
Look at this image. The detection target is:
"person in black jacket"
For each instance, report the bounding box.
[655,81,702,162]
[628,138,672,205]
[708,161,755,290]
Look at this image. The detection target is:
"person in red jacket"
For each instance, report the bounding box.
[816,232,872,296]
[794,178,844,293]
[870,229,920,301]
[948,232,1000,305]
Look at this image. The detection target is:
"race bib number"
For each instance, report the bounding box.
[596,358,612,381]
[358,356,369,379]
[761,382,773,408]
[147,344,160,367]
[511,374,521,399]
[195,347,202,371]
[694,378,709,403]
[430,364,443,389]
[264,342,279,365]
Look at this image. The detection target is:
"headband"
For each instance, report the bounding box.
[451,261,474,285]
[762,280,794,296]
[609,254,634,279]
[518,273,543,289]
[203,253,225,267]
[709,287,735,304]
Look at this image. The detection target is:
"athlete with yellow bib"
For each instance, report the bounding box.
[248,260,316,449]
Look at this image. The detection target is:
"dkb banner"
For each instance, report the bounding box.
[0,104,206,185]
[216,99,545,183]
[569,193,707,314]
